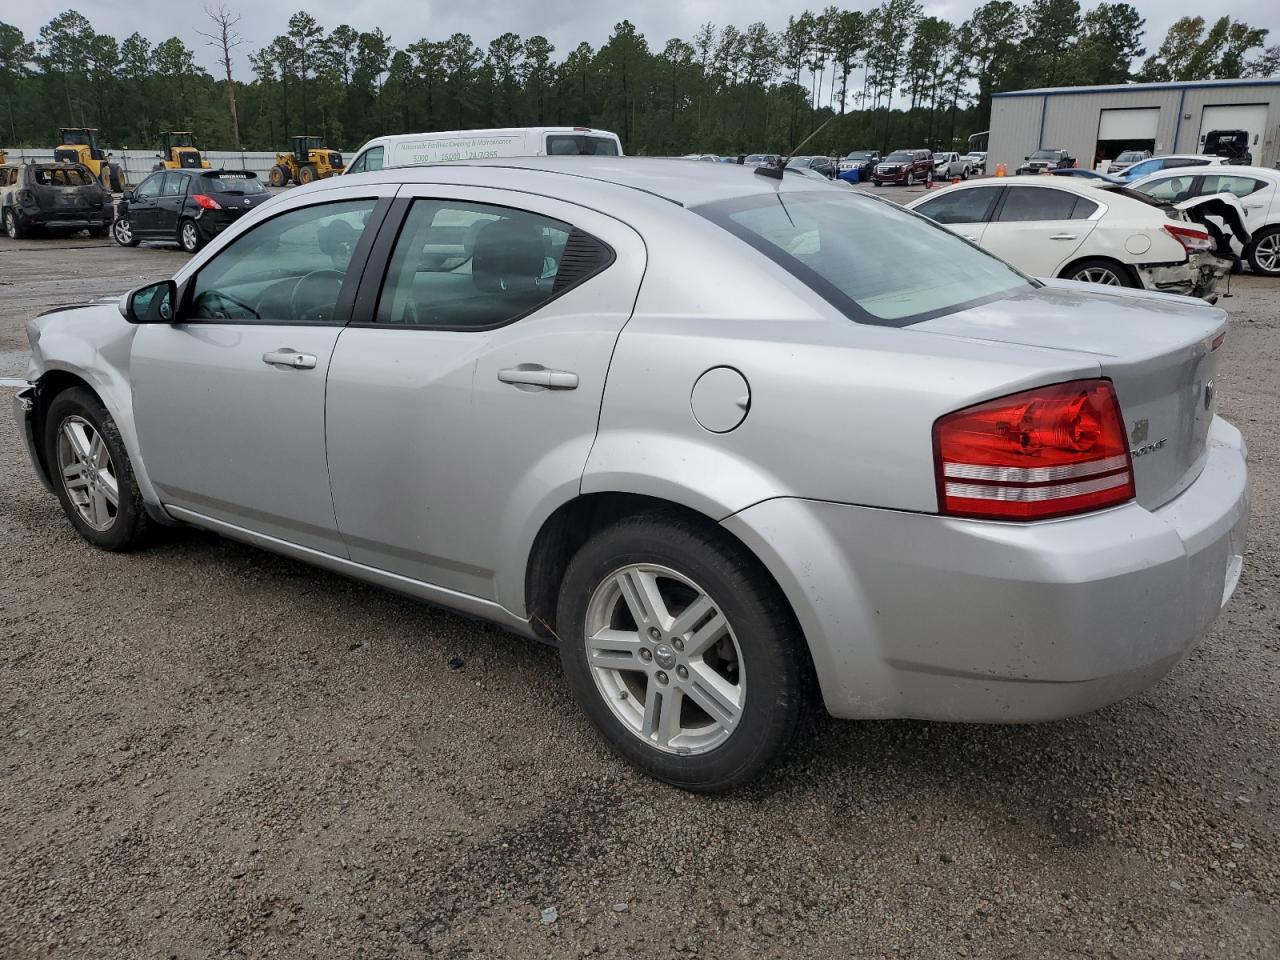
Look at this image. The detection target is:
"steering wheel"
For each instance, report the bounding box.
[288,269,345,324]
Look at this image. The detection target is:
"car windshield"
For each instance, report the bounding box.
[1030,151,1059,160]
[785,157,814,167]
[885,152,912,162]
[1116,152,1145,162]
[205,173,266,195]
[846,152,874,160]
[694,191,1030,326]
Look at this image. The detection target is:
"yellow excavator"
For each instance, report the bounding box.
[268,135,345,186]
[54,128,125,191]
[154,131,211,171]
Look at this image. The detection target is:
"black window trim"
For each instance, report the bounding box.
[174,195,395,327]
[346,195,617,333]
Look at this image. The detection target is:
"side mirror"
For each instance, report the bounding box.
[122,189,134,201]
[1024,156,1029,161]
[120,279,177,324]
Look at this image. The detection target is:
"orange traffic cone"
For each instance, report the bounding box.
[995,163,1005,177]
[952,175,960,185]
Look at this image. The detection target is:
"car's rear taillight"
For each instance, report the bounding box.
[192,193,222,210]
[933,379,1135,521]
[1163,222,1214,253]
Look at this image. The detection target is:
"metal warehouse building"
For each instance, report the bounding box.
[988,77,1280,174]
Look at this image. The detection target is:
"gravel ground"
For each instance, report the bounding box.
[0,233,1277,959]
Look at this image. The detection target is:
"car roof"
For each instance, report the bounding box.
[932,176,1102,194]
[347,156,841,208]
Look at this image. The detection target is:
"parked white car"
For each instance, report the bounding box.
[931,152,969,180]
[1128,165,1280,276]
[907,177,1230,298]
[347,127,624,174]
[962,151,987,174]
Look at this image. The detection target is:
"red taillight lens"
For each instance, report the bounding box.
[933,379,1135,521]
[1163,222,1213,253]
[192,193,222,210]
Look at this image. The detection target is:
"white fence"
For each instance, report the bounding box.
[0,147,283,184]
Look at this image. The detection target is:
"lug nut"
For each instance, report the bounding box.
[672,638,685,652]
[640,648,653,662]
[648,627,661,640]
[655,671,669,685]
[676,665,689,680]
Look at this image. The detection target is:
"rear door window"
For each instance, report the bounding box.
[913,186,1002,225]
[1137,175,1198,203]
[1199,174,1266,198]
[374,199,611,328]
[996,187,1086,222]
[161,173,187,197]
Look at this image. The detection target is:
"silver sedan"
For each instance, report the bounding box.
[14,158,1250,791]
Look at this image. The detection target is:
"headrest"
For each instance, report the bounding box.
[472,218,546,294]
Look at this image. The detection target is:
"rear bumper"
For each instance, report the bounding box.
[1136,255,1230,301]
[723,416,1249,722]
[21,209,111,229]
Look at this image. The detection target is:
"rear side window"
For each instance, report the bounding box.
[913,186,1001,225]
[996,187,1087,222]
[1200,174,1266,198]
[374,199,612,329]
[546,135,620,156]
[1136,176,1196,203]
[695,191,1030,325]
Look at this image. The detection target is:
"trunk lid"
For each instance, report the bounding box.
[913,282,1225,510]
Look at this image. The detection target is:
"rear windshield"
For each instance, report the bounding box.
[546,135,619,156]
[203,172,266,195]
[695,191,1031,326]
[33,166,93,186]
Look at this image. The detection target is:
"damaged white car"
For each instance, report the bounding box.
[908,177,1244,301]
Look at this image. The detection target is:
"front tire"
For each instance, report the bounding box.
[112,216,139,247]
[298,163,318,185]
[178,218,203,253]
[556,514,808,792]
[1063,257,1135,288]
[269,164,288,188]
[43,387,150,551]
[1247,227,1280,277]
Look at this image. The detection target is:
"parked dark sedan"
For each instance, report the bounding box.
[1,162,111,239]
[785,155,837,178]
[1016,149,1075,175]
[838,149,881,181]
[112,169,269,252]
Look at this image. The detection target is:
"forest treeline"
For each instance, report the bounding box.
[0,4,1275,156]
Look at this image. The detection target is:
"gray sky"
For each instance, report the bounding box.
[6,0,1279,76]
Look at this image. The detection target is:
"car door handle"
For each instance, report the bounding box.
[1049,233,1078,240]
[497,366,578,390]
[262,349,317,370]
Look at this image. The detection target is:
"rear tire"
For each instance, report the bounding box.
[43,387,151,552]
[178,218,203,254]
[3,208,25,239]
[1061,257,1135,288]
[556,513,809,792]
[269,164,288,188]
[1246,227,1280,277]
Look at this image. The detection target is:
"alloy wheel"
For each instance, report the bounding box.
[56,416,119,531]
[4,211,15,239]
[1255,233,1280,273]
[584,563,745,756]
[181,222,199,251]
[112,219,132,244]
[1074,266,1123,286]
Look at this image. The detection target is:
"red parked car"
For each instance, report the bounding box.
[872,149,933,186]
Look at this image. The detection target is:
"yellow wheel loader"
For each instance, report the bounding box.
[154,131,211,171]
[268,136,345,187]
[54,128,125,192]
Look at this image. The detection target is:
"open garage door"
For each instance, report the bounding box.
[1095,107,1159,168]
[1198,104,1268,164]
